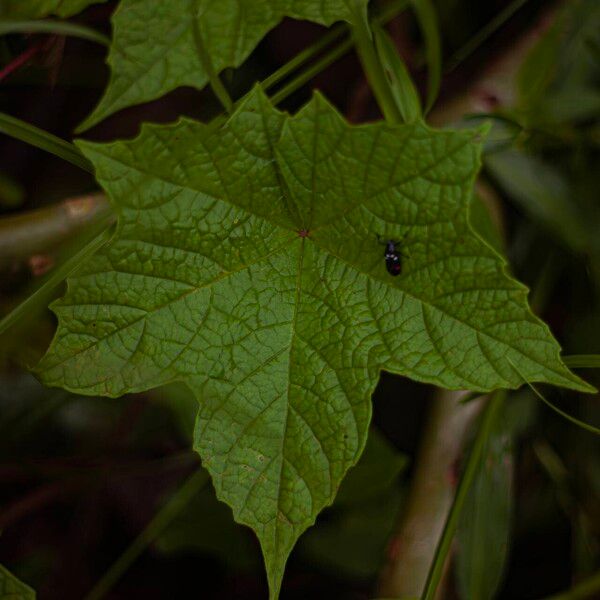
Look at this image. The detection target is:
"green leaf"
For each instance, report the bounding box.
[0,0,106,18]
[78,0,360,131]
[455,405,517,600]
[373,22,422,123]
[37,88,591,598]
[0,564,35,600]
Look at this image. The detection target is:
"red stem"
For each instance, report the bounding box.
[0,42,42,82]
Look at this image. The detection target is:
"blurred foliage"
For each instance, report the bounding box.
[0,563,35,599]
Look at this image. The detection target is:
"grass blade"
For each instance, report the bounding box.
[422,391,506,600]
[0,112,93,172]
[563,355,600,369]
[373,22,422,122]
[0,19,110,46]
[84,468,209,600]
[349,0,402,123]
[410,0,442,112]
[268,0,410,107]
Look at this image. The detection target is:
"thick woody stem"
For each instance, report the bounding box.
[0,192,113,261]
[378,390,482,597]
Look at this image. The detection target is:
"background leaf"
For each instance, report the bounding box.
[454,396,536,600]
[37,88,590,598]
[485,150,592,255]
[79,0,362,130]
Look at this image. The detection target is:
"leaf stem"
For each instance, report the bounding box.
[83,468,209,600]
[0,41,41,82]
[0,193,111,259]
[270,36,353,105]
[190,9,233,113]
[421,391,506,600]
[269,0,409,108]
[261,23,347,92]
[348,0,402,123]
[0,111,93,172]
[0,19,111,46]
[262,0,410,94]
[410,0,442,112]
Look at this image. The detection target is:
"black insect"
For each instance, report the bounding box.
[378,234,409,276]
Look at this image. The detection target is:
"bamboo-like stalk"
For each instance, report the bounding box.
[377,389,483,597]
[0,193,112,260]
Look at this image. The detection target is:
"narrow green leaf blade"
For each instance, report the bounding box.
[0,20,110,46]
[564,355,600,369]
[0,112,93,173]
[456,409,515,600]
[485,149,590,254]
[373,23,422,123]
[37,88,591,599]
[410,0,442,112]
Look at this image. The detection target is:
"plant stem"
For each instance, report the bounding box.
[190,9,233,113]
[263,0,410,95]
[271,36,353,105]
[421,391,505,600]
[269,0,409,107]
[0,19,110,46]
[84,468,209,600]
[349,1,402,123]
[377,389,483,597]
[0,193,111,259]
[0,42,41,82]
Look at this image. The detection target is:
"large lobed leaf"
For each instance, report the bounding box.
[0,0,106,18]
[37,88,591,598]
[79,0,361,131]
